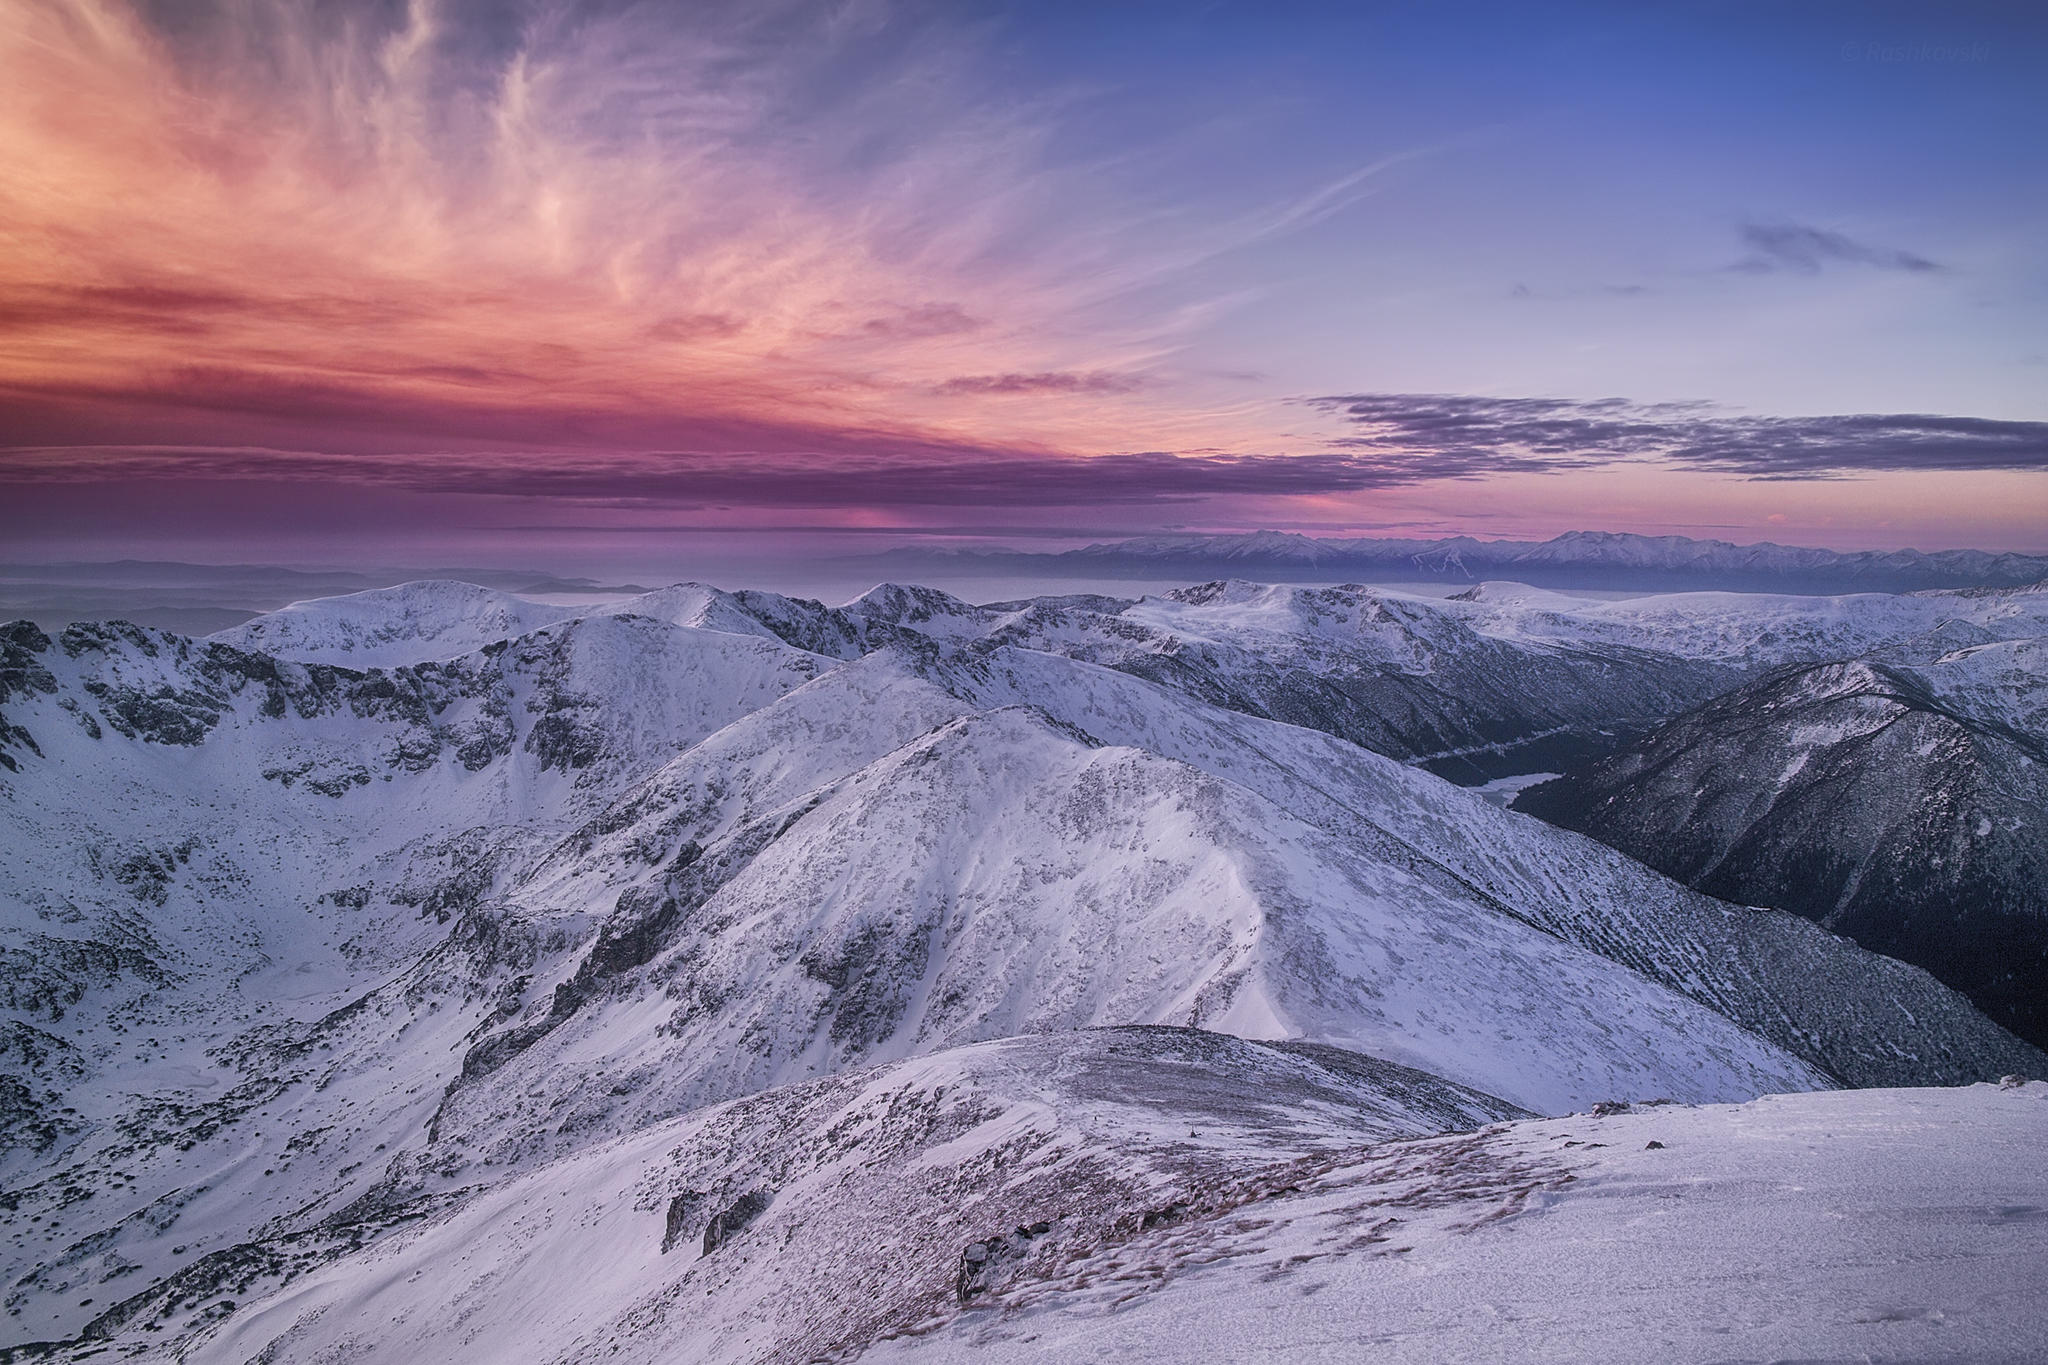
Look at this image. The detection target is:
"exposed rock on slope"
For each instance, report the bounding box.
[173,1028,1529,1365]
[1516,657,2048,1046]
[862,1080,2048,1365]
[977,580,1727,781]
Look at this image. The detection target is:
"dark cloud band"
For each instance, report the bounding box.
[0,445,1444,509]
[1308,394,2048,480]
[6,394,2045,520]
[1732,223,1942,275]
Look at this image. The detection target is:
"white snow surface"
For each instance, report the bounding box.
[190,1027,1530,1365]
[868,1080,2048,1365]
[209,579,584,665]
[193,1073,2048,1365]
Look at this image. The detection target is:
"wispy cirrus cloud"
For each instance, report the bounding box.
[1731,223,1943,275]
[856,305,984,340]
[933,371,1149,397]
[1309,394,2048,480]
[0,0,1321,462]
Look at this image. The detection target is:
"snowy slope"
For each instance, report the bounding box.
[215,574,1717,776]
[866,1080,2048,1365]
[965,580,1730,780]
[205,574,2048,779]
[417,688,1821,1181]
[921,644,2035,1091]
[209,580,582,665]
[0,614,832,1343]
[204,578,917,668]
[1908,634,2048,739]
[845,583,997,639]
[587,582,793,640]
[69,1068,2048,1364]
[365,639,2030,1216]
[964,577,2045,774]
[177,1028,1527,1365]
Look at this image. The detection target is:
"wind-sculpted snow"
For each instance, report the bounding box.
[862,1080,2048,1365]
[115,1029,1527,1365]
[68,1060,2048,1365]
[1517,656,2048,1047]
[2,579,2043,1361]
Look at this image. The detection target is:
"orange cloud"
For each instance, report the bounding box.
[0,0,1282,461]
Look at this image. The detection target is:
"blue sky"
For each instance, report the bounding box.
[1004,0,2047,414]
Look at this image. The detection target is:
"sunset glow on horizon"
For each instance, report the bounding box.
[4,0,2046,564]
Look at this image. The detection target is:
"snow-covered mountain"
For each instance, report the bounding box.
[882,530,2048,592]
[202,576,2048,785]
[969,580,1726,781]
[209,579,903,668]
[208,579,585,666]
[3,577,2043,1360]
[1516,650,2048,1047]
[1449,578,2048,666]
[1001,577,2048,777]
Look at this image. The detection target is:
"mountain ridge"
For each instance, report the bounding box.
[869,529,2048,592]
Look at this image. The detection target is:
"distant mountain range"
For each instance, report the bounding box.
[874,530,2048,592]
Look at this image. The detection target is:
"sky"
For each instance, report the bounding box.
[2,0,2046,571]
